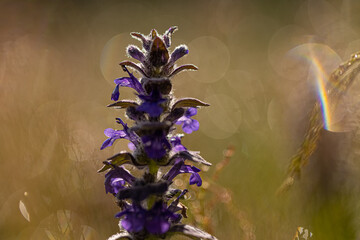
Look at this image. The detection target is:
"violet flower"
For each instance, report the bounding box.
[163,159,202,187]
[141,130,171,159]
[116,117,140,146]
[111,66,144,101]
[137,90,166,117]
[104,166,135,195]
[115,204,146,233]
[100,118,140,150]
[145,201,181,234]
[170,135,187,152]
[100,128,127,150]
[176,107,199,134]
[115,202,180,235]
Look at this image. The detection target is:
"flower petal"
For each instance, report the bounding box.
[189,172,202,186]
[128,142,135,151]
[105,177,125,194]
[114,76,144,94]
[145,216,170,234]
[190,119,200,131]
[121,211,145,232]
[100,138,114,150]
[117,65,146,93]
[111,84,120,101]
[114,77,132,87]
[163,159,184,182]
[170,136,187,153]
[186,107,197,117]
[182,123,193,134]
[104,128,115,137]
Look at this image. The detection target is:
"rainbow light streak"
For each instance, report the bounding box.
[311,57,331,130]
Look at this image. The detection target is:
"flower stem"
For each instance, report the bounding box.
[147,160,159,209]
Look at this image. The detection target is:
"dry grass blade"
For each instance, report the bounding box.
[277,52,360,195]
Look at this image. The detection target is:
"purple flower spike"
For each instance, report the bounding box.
[100,128,127,150]
[176,107,199,134]
[100,27,217,240]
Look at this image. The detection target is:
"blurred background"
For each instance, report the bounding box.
[1,0,360,239]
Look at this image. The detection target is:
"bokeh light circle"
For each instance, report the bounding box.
[199,93,242,139]
[268,24,316,79]
[186,36,230,83]
[282,43,341,83]
[225,70,263,122]
[100,33,133,85]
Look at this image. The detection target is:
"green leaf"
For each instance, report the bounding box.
[172,98,210,110]
[107,100,138,109]
[97,152,135,173]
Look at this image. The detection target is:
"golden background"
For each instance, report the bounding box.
[1,0,360,239]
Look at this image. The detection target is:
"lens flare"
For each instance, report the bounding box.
[311,57,332,130]
[286,43,342,131]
